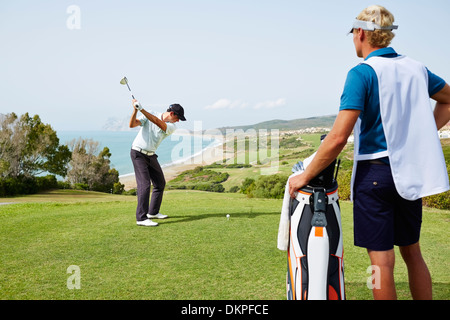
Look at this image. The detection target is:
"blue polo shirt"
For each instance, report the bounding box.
[339,47,446,156]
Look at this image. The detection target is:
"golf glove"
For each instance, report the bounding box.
[133,100,143,111]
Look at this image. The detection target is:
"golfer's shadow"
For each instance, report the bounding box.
[159,210,279,225]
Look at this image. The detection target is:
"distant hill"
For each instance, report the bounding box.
[217,114,337,132]
[103,114,337,132]
[102,117,133,131]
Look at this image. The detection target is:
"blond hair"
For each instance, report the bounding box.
[357,5,395,47]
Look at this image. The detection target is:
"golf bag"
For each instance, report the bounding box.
[285,139,345,300]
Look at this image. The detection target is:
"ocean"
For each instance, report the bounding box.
[57,130,221,177]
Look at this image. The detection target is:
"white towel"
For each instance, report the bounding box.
[277,152,316,251]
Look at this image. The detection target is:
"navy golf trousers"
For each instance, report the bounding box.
[130,149,166,221]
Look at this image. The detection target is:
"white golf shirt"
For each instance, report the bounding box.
[132,111,177,154]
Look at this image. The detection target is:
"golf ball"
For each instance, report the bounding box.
[226,214,230,219]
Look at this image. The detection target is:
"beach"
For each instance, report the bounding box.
[119,137,227,190]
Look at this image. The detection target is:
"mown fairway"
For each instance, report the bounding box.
[0,190,448,300]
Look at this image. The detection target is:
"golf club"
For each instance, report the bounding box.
[120,76,135,99]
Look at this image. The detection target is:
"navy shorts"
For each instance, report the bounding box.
[353,161,422,251]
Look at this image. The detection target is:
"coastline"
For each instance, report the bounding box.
[119,136,226,190]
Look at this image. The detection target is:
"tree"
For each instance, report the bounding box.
[67,138,123,192]
[0,112,71,178]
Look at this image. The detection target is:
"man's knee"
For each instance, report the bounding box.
[368,249,396,270]
[137,180,152,194]
[153,179,166,192]
[399,242,424,264]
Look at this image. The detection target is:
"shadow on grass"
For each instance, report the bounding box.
[157,210,280,225]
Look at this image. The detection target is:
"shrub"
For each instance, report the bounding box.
[0,174,61,196]
[74,183,89,191]
[57,181,72,189]
[167,166,229,193]
[240,178,255,195]
[241,174,288,199]
[336,169,352,201]
[251,174,288,199]
[36,175,58,191]
[0,177,20,196]
[123,188,137,196]
[209,183,225,193]
[191,182,225,193]
[0,175,38,196]
[113,182,125,194]
[423,191,450,210]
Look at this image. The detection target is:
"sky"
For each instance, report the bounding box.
[1,0,449,132]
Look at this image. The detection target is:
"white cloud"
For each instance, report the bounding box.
[230,100,249,109]
[205,98,286,110]
[204,99,248,110]
[253,98,286,110]
[205,98,230,110]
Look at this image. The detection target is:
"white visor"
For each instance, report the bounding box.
[347,19,398,35]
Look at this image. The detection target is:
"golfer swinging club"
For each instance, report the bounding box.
[129,99,186,227]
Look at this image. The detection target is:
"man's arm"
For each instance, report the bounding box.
[432,83,450,130]
[132,99,168,132]
[288,109,360,197]
[129,107,140,128]
[140,109,167,132]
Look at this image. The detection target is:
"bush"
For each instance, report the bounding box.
[19,175,38,194]
[241,174,288,199]
[225,163,252,169]
[252,174,288,199]
[74,183,89,191]
[240,178,255,195]
[168,166,229,193]
[57,181,72,189]
[0,175,36,196]
[336,169,352,201]
[209,183,225,193]
[113,182,125,194]
[187,182,225,193]
[0,177,20,196]
[36,175,58,191]
[423,191,450,210]
[123,188,137,196]
[0,174,60,196]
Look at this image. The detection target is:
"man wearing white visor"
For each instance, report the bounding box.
[347,19,398,35]
[289,5,450,300]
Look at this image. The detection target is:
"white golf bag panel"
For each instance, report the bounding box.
[286,184,345,300]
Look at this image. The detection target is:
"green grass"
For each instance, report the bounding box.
[0,189,448,300]
[213,133,325,192]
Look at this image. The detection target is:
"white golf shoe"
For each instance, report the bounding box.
[147,213,168,219]
[136,219,158,227]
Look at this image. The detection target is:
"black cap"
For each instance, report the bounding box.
[168,104,186,121]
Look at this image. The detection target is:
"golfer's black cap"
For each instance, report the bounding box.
[168,104,186,121]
